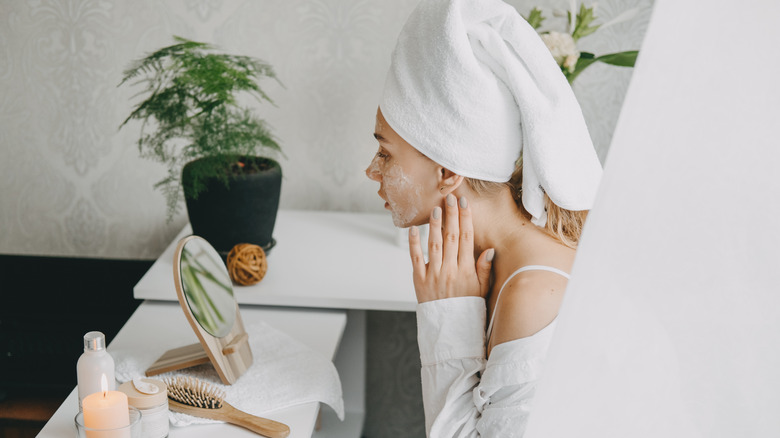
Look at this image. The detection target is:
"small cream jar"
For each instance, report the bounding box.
[118,378,170,438]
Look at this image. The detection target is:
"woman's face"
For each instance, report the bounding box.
[365,108,441,228]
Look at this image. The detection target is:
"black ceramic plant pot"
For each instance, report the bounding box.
[182,156,282,256]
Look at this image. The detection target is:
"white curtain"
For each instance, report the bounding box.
[526,0,780,437]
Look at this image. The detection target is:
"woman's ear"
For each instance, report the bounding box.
[438,167,464,195]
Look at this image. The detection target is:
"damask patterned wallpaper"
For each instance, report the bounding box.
[0,1,653,436]
[0,0,652,259]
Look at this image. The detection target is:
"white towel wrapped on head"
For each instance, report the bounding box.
[381,0,602,225]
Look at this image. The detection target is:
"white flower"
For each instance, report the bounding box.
[563,53,579,72]
[540,31,579,72]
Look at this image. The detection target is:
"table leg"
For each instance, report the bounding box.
[313,309,366,437]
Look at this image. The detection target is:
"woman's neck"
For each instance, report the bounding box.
[454,186,551,284]
[456,188,528,255]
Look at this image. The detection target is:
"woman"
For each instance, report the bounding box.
[365,0,602,436]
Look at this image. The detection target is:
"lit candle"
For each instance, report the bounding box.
[82,374,130,438]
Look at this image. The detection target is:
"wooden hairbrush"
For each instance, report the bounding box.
[164,376,290,438]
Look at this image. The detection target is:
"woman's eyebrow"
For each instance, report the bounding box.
[373,132,387,142]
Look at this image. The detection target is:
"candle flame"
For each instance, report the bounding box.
[101,373,108,398]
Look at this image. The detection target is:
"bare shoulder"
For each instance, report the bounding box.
[489,270,568,351]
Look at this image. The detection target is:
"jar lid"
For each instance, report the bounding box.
[118,378,168,409]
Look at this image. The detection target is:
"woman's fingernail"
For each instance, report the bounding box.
[459,196,468,208]
[433,207,441,220]
[410,226,418,237]
[446,194,455,206]
[487,248,495,262]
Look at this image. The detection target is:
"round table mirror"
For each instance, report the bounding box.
[177,236,237,338]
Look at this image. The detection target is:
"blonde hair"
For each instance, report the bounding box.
[465,163,587,248]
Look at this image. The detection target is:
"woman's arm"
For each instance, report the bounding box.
[417,296,552,437]
[409,195,556,437]
[409,195,494,436]
[417,297,486,436]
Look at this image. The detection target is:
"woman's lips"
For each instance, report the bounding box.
[378,191,390,209]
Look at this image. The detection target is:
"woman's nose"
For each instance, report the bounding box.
[365,159,381,182]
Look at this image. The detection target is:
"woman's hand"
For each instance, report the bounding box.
[409,194,494,303]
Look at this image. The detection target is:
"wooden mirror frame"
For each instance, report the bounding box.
[145,235,253,384]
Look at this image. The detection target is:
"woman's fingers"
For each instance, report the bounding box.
[442,194,460,267]
[427,206,443,272]
[457,196,475,267]
[408,226,427,285]
[410,196,494,303]
[476,248,495,298]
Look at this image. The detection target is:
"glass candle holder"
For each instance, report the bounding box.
[75,406,142,438]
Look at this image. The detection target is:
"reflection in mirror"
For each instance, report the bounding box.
[179,237,237,338]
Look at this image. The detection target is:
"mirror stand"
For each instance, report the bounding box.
[144,235,253,385]
[145,307,252,384]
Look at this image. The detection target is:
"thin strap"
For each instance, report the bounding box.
[486,265,571,341]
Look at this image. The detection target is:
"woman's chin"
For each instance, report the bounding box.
[392,217,407,228]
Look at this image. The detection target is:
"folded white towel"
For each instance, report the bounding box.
[381,0,602,225]
[113,321,344,427]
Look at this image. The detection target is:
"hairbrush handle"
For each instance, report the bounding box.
[221,402,290,438]
[168,399,290,438]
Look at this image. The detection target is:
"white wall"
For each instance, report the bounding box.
[0,0,653,259]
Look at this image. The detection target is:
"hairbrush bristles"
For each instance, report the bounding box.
[164,376,225,409]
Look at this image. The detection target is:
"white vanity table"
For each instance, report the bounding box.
[133,209,418,311]
[39,302,347,438]
[42,209,418,438]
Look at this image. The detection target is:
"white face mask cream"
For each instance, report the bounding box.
[369,109,433,228]
[383,162,422,227]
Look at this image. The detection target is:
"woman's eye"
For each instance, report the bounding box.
[375,151,389,159]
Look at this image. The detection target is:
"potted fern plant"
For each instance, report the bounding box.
[119,36,282,254]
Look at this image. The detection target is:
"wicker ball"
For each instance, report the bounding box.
[226,243,268,286]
